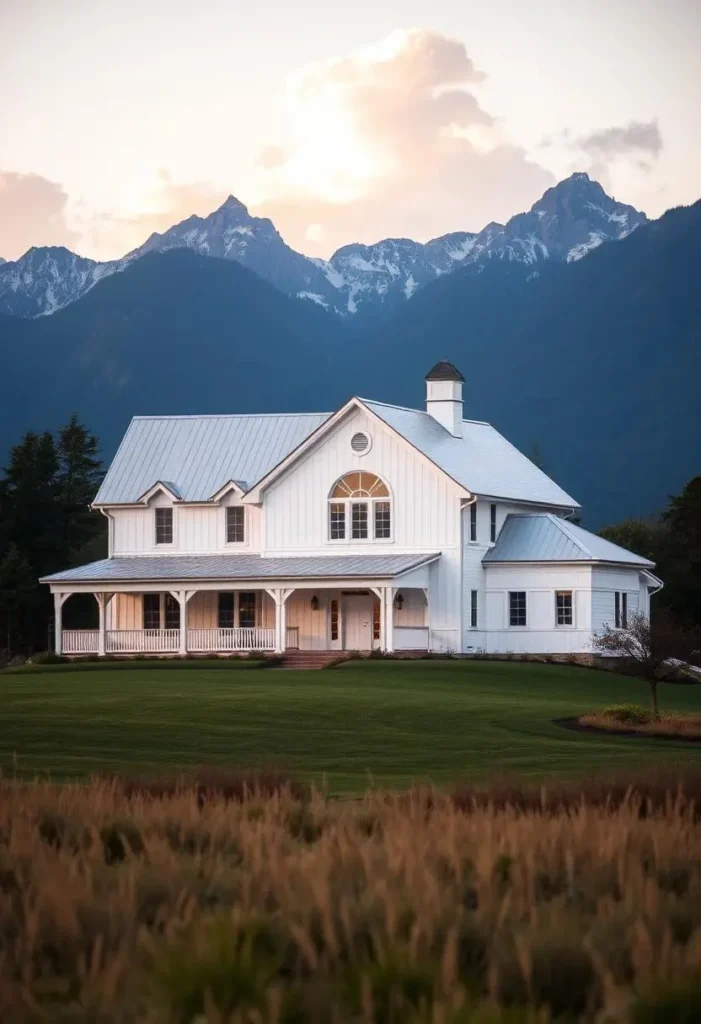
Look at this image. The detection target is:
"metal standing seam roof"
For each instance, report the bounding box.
[361,400,579,508]
[483,513,655,567]
[93,412,331,504]
[41,553,440,584]
[93,398,579,509]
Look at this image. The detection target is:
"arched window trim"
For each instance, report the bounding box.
[328,472,393,543]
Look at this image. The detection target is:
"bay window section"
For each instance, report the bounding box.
[164,594,180,630]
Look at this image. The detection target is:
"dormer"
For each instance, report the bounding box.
[425,360,464,437]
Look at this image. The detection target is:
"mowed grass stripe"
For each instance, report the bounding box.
[3,660,701,790]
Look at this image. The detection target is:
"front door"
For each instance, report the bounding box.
[343,595,373,650]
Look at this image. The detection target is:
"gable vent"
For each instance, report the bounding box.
[350,431,371,455]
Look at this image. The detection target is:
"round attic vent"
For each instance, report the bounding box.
[350,431,371,455]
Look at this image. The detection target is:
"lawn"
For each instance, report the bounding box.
[3,660,701,791]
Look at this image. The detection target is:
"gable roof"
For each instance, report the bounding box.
[362,401,579,508]
[93,398,579,509]
[483,513,655,567]
[94,412,329,504]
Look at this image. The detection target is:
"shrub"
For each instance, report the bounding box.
[27,651,66,665]
[600,703,651,724]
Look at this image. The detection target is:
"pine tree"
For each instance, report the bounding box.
[0,543,38,659]
[55,414,105,557]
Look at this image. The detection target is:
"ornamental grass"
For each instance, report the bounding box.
[3,771,701,1022]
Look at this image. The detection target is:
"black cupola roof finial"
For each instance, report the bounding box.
[425,360,465,382]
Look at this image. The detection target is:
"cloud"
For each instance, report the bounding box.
[577,120,663,163]
[253,29,555,255]
[78,170,229,258]
[0,171,79,261]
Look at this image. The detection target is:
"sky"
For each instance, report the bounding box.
[1,0,699,262]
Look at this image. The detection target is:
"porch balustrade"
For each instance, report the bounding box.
[58,626,296,655]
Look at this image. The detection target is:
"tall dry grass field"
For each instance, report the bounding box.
[3,773,701,1022]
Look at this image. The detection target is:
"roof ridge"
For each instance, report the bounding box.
[360,397,490,426]
[549,514,594,558]
[130,411,331,422]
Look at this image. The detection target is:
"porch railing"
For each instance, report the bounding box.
[106,629,180,653]
[62,629,99,654]
[187,627,276,652]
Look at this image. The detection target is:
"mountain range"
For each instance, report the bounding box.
[0,175,699,529]
[0,173,646,319]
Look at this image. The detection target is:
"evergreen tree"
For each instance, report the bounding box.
[0,543,38,658]
[55,414,105,557]
[0,418,105,655]
[661,476,701,627]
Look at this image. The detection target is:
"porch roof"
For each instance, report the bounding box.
[41,553,440,585]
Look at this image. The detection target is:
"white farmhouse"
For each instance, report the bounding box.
[42,362,662,659]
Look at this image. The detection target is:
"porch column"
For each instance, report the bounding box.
[174,590,196,656]
[385,586,395,653]
[96,593,106,657]
[267,588,293,654]
[53,592,69,655]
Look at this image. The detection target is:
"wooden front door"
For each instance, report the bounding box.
[343,594,373,650]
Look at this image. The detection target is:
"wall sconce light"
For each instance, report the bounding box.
[310,595,319,611]
[394,592,404,610]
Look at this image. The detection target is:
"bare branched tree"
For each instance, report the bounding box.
[594,611,700,719]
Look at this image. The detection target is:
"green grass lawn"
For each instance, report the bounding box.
[2,660,701,791]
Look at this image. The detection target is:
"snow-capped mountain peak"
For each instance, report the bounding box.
[0,173,649,319]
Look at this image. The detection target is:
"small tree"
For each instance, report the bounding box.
[593,611,700,719]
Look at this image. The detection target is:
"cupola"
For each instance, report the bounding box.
[425,360,464,437]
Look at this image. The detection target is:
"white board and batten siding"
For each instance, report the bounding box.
[110,489,263,557]
[591,566,645,634]
[474,564,593,654]
[262,407,464,649]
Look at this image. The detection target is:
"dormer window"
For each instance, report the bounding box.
[226,506,245,544]
[328,472,391,542]
[155,507,173,545]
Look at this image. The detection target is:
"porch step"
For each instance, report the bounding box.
[279,650,351,670]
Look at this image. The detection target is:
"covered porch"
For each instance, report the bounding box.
[43,553,440,657]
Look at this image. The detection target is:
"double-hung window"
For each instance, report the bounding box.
[329,503,346,539]
[509,591,527,627]
[218,592,235,629]
[239,592,256,628]
[226,506,245,544]
[614,592,628,629]
[469,503,477,542]
[351,502,368,539]
[328,473,391,542]
[490,504,497,543]
[155,507,173,545]
[143,593,161,629]
[164,594,180,630]
[555,590,573,626]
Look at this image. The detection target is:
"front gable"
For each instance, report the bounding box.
[243,397,472,505]
[259,402,468,554]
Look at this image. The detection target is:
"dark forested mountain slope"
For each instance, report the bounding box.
[366,201,701,525]
[0,203,698,527]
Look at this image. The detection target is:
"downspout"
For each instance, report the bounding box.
[98,508,115,558]
[459,495,478,654]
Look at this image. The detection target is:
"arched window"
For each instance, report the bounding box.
[328,472,391,541]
